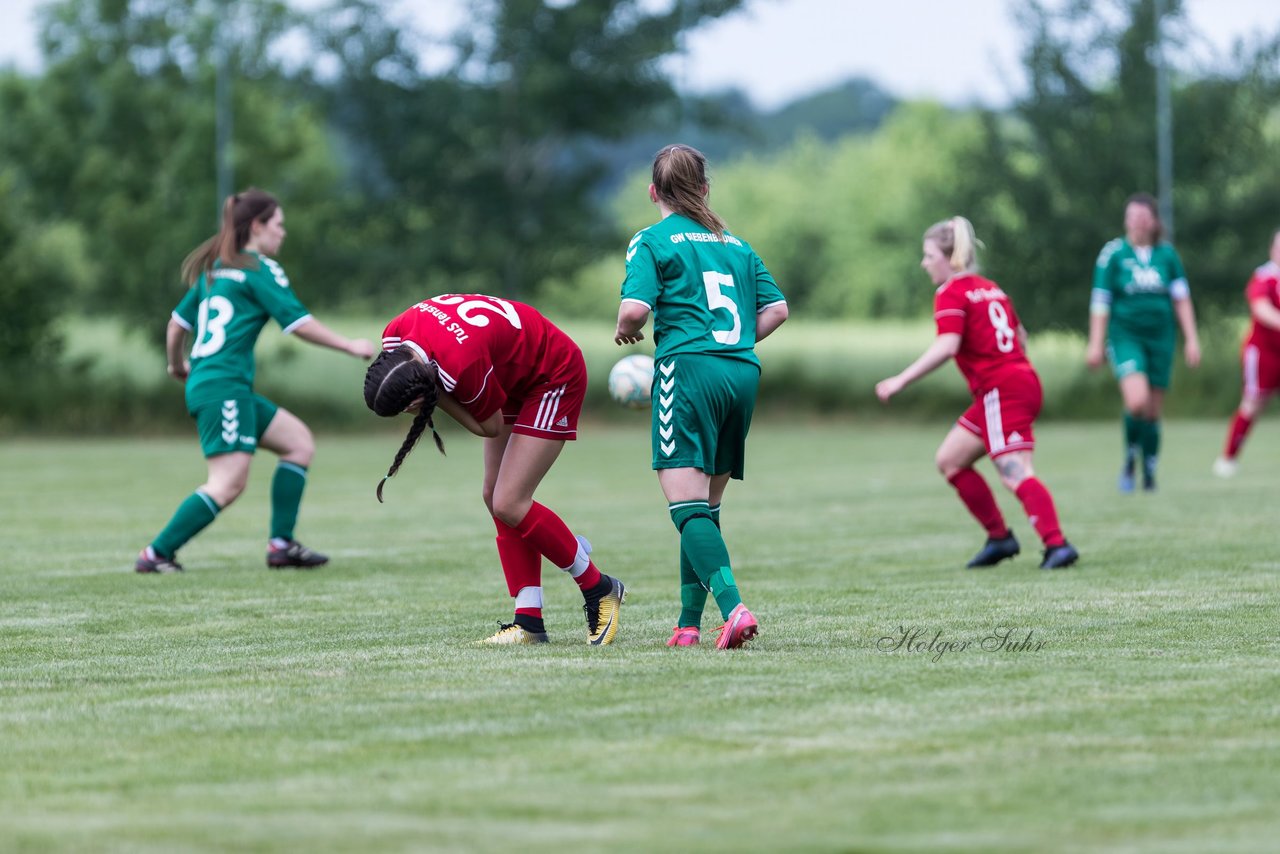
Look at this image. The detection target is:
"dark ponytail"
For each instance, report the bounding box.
[363,347,447,502]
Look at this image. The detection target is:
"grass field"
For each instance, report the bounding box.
[2,420,1278,852]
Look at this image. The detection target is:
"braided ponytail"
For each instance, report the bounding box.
[364,347,447,502]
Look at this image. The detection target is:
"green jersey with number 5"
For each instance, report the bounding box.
[621,213,786,364]
[171,251,312,409]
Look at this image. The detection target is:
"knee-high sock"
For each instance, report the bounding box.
[1142,417,1161,464]
[152,490,220,558]
[1123,412,1142,468]
[514,501,602,591]
[669,501,740,621]
[946,469,1008,538]
[495,517,542,618]
[1014,478,1065,548]
[270,462,308,542]
[678,504,718,628]
[1224,412,1255,460]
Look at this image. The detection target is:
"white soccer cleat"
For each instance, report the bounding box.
[1212,457,1238,478]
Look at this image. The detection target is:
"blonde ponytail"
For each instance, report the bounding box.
[924,216,985,273]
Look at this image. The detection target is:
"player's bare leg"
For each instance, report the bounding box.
[935,426,1017,568]
[1218,391,1267,477]
[992,450,1077,570]
[135,452,250,574]
[489,432,623,645]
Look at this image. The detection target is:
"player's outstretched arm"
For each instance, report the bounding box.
[875,333,961,403]
[165,318,190,382]
[291,318,376,359]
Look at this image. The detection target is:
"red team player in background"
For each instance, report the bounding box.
[363,294,626,645]
[876,217,1079,570]
[1215,229,1280,477]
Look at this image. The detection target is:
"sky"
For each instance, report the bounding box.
[1,0,1277,109]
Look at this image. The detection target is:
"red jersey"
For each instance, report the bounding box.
[380,295,581,421]
[933,273,1035,395]
[1244,261,1280,353]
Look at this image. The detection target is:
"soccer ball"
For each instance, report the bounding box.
[608,354,655,409]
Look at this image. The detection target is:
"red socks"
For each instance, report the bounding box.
[1224,412,1254,460]
[947,469,1009,538]
[514,502,602,591]
[1014,478,1065,548]
[494,518,542,618]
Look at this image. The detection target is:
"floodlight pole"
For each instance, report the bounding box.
[215,0,234,212]
[1154,0,1174,238]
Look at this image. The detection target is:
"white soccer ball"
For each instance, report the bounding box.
[608,354,655,409]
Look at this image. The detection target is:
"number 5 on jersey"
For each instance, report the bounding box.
[702,271,741,346]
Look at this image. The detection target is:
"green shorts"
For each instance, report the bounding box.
[1107,332,1175,389]
[190,393,278,458]
[651,353,759,479]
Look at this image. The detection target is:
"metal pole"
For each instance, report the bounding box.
[214,0,233,212]
[1154,0,1174,238]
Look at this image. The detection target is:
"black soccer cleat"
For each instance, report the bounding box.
[266,540,329,569]
[966,532,1020,568]
[1039,542,1079,570]
[583,575,626,645]
[135,547,183,574]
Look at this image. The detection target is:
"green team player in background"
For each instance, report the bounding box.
[1086,192,1201,492]
[615,144,788,649]
[135,188,375,573]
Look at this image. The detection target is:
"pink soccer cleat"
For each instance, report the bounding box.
[715,604,758,650]
[666,626,700,647]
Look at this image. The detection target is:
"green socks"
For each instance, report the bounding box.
[1123,412,1142,468]
[270,462,308,541]
[669,501,740,621]
[1142,418,1161,462]
[677,504,719,628]
[152,490,220,558]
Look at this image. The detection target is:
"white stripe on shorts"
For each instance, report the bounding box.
[534,385,566,431]
[1244,344,1261,398]
[984,389,1005,453]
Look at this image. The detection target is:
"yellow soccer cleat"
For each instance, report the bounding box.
[583,576,626,646]
[478,622,549,645]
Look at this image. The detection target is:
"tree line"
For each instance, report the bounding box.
[3,0,1280,373]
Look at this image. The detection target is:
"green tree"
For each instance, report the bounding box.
[959,0,1280,331]
[310,0,745,305]
[0,0,344,334]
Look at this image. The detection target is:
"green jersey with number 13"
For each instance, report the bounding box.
[621,213,785,365]
[171,251,312,408]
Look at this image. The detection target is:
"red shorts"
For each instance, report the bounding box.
[1242,341,1280,398]
[957,372,1042,458]
[503,347,587,440]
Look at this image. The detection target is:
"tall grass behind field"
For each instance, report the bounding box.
[1,315,1247,434]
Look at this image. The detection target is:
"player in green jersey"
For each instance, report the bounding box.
[615,144,788,649]
[1086,193,1201,492]
[135,189,375,574]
